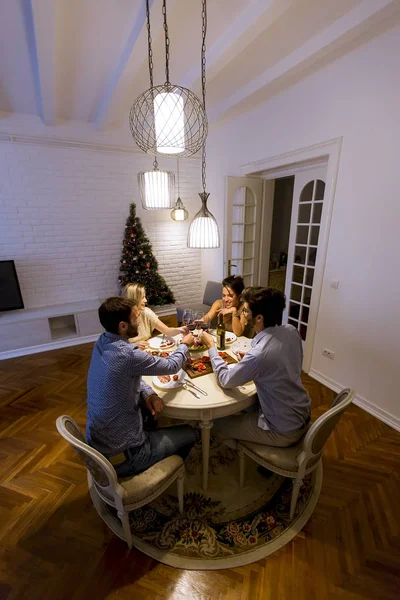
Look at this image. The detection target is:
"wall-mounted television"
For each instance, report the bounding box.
[0,260,24,312]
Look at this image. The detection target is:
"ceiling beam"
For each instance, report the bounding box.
[181,0,294,90]
[90,0,155,128]
[210,0,397,122]
[21,0,56,125]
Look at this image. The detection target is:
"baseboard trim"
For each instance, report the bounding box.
[0,334,100,361]
[309,368,400,432]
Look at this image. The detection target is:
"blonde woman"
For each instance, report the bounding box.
[123,283,187,350]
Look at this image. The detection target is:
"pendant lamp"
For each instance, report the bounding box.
[170,159,188,221]
[129,0,207,158]
[138,157,175,210]
[187,0,220,248]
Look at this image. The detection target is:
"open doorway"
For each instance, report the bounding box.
[268,176,294,293]
[227,138,342,372]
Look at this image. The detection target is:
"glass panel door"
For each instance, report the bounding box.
[226,177,264,285]
[284,166,327,342]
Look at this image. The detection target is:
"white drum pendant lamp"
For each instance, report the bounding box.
[138,158,175,210]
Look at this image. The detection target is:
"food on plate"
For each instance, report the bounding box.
[160,352,169,357]
[160,339,174,348]
[173,375,179,381]
[218,352,229,358]
[200,356,210,363]
[158,375,171,384]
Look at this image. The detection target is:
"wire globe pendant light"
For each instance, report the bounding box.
[129,0,208,158]
[188,0,220,249]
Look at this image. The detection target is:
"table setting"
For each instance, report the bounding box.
[143,332,256,490]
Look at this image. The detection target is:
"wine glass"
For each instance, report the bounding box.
[182,309,193,328]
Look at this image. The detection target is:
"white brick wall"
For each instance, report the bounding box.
[0,139,203,309]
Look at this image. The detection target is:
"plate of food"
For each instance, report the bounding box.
[148,336,176,350]
[211,331,237,344]
[152,369,185,389]
[146,349,171,357]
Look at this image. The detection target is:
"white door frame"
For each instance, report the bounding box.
[239,137,343,372]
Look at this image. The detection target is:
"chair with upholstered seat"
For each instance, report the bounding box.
[56,415,185,549]
[176,280,222,326]
[237,388,355,519]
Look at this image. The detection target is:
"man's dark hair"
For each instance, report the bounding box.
[98,297,137,334]
[222,275,245,297]
[241,287,286,328]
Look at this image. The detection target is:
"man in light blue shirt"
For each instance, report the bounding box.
[86,296,197,477]
[200,287,311,448]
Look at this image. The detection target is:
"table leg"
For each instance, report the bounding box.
[199,420,213,491]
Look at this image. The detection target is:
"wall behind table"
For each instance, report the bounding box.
[205,25,400,428]
[0,139,202,309]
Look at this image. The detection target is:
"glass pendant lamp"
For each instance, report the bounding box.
[187,0,219,248]
[170,158,188,220]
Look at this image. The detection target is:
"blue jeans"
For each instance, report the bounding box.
[114,424,197,478]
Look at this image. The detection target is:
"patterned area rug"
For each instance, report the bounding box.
[108,440,322,569]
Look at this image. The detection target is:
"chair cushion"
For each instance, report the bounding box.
[239,439,319,472]
[118,455,184,504]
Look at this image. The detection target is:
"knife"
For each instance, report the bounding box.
[183,377,208,396]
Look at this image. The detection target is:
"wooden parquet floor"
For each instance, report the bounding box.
[0,344,399,600]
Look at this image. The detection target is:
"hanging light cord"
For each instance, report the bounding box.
[145,0,154,88]
[177,157,180,197]
[145,0,159,170]
[201,0,207,194]
[162,0,170,85]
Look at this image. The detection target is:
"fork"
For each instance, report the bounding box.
[182,383,201,399]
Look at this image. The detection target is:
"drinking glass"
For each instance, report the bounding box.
[182,309,193,327]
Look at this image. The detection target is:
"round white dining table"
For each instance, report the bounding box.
[143,337,257,491]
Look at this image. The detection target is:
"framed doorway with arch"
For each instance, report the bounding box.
[225,138,342,372]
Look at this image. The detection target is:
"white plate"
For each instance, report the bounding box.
[148,336,176,350]
[211,331,237,344]
[152,369,185,389]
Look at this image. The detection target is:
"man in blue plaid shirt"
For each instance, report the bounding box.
[86,296,196,477]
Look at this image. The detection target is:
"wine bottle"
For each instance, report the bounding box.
[216,313,226,350]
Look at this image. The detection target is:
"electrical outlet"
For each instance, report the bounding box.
[322,348,335,360]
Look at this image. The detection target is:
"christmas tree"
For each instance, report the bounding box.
[118,202,175,306]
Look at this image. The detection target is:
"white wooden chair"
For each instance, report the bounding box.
[56,415,185,549]
[237,388,355,519]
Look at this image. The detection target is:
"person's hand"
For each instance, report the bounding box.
[181,332,194,347]
[177,326,189,335]
[217,307,235,316]
[145,394,164,418]
[235,351,246,361]
[199,330,215,349]
[137,340,148,351]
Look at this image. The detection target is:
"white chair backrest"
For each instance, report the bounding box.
[299,389,355,469]
[56,415,119,500]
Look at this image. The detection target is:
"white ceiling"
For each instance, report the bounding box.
[0,0,399,135]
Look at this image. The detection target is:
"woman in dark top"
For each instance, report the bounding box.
[203,276,253,338]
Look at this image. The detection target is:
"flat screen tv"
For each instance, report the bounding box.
[0,260,24,312]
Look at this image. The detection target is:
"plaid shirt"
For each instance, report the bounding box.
[86,332,188,456]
